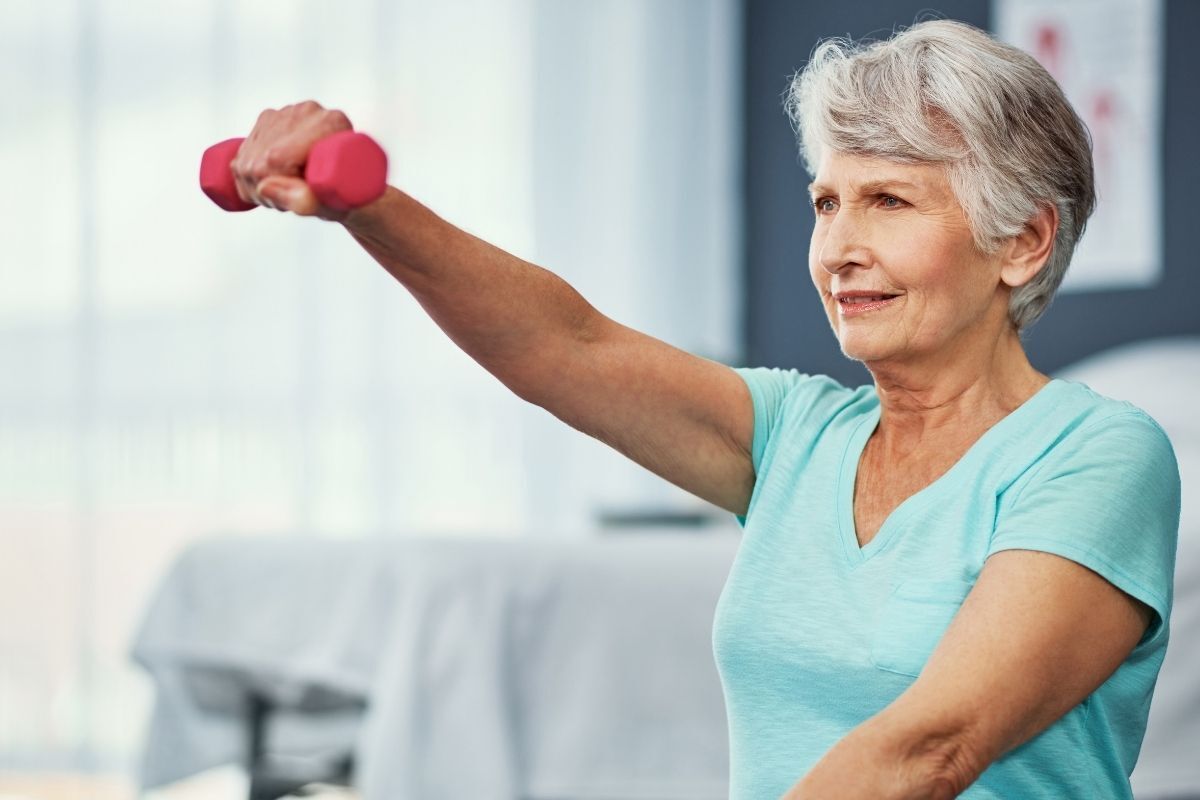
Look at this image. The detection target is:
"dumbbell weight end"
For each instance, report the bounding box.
[199,137,255,212]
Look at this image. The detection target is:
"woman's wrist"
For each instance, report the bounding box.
[341,184,404,237]
[338,185,455,291]
[339,186,434,277]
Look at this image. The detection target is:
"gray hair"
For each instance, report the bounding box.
[786,19,1096,331]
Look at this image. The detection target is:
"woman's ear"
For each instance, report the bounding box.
[1000,204,1059,289]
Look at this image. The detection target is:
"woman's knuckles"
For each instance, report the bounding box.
[231,101,354,208]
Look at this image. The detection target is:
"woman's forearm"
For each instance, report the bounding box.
[341,186,603,401]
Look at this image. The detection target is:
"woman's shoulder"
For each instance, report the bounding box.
[1002,378,1180,505]
[1046,377,1174,443]
[734,367,874,419]
[733,367,876,473]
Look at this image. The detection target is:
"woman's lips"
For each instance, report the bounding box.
[836,294,900,316]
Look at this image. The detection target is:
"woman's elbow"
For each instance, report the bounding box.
[912,731,986,799]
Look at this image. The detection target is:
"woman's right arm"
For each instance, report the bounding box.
[238,102,756,515]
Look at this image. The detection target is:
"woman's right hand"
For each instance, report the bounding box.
[229,100,360,221]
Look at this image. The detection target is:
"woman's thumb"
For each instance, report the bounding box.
[257,176,318,216]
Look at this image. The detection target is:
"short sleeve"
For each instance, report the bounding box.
[734,367,812,472]
[734,367,858,473]
[987,412,1182,646]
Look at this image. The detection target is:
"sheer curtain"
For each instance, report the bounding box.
[0,0,739,775]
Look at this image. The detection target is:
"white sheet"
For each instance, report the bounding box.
[1057,336,1200,799]
[133,533,739,799]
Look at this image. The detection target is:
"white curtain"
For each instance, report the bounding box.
[0,0,739,774]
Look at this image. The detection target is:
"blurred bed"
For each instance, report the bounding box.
[133,336,1200,800]
[133,532,737,800]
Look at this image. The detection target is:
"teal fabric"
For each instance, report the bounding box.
[712,370,1181,799]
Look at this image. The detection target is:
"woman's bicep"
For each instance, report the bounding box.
[532,316,756,514]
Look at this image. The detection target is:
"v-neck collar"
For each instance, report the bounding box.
[836,378,1062,566]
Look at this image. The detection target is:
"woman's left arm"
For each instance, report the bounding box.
[782,548,1154,800]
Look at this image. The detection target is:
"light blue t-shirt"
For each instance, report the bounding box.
[712,370,1181,799]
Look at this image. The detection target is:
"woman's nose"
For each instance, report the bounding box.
[817,211,872,274]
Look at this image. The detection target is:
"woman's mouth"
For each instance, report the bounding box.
[835,293,901,316]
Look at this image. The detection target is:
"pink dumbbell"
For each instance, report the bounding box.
[199,130,388,212]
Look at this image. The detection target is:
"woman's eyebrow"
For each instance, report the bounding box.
[807,179,922,197]
[856,179,921,195]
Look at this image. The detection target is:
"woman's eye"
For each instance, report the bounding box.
[813,197,836,213]
[879,195,904,208]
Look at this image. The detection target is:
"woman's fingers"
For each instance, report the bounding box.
[229,100,355,214]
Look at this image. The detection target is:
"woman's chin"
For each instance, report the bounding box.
[836,334,893,364]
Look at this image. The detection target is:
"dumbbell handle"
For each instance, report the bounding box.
[199,130,388,212]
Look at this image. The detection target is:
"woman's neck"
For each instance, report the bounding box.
[865,325,1049,454]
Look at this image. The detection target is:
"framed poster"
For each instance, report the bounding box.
[993,0,1164,291]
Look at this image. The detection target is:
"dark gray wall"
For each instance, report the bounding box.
[744,0,1200,386]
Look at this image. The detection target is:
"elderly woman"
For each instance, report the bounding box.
[233,18,1178,800]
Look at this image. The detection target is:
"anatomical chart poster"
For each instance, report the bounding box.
[993,0,1163,291]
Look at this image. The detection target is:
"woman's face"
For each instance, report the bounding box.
[808,151,1009,368]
